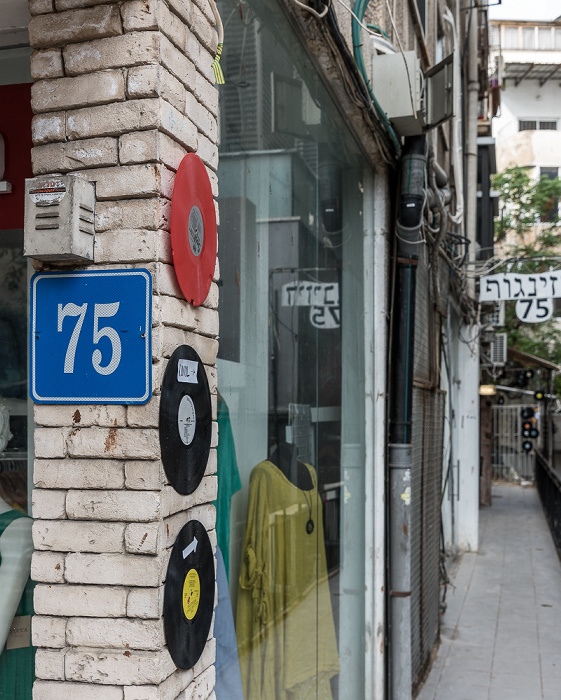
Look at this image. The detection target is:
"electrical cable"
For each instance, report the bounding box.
[366,23,389,39]
[291,0,331,20]
[349,0,402,156]
[323,4,398,163]
[333,0,389,36]
[427,149,450,255]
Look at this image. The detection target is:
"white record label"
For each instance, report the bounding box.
[178,394,196,446]
[188,206,204,257]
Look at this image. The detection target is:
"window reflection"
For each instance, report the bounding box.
[215,0,368,697]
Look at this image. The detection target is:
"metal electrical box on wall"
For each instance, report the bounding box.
[24,174,95,262]
[371,51,423,136]
[371,50,454,136]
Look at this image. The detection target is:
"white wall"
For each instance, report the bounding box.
[442,312,480,553]
[454,323,480,551]
[493,79,561,171]
[493,80,561,140]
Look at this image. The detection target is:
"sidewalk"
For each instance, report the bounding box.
[417,483,561,700]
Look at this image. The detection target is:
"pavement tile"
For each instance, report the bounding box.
[488,687,542,700]
[434,682,490,700]
[444,654,493,674]
[541,675,561,697]
[490,672,542,695]
[539,654,561,679]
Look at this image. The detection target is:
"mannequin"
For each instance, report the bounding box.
[237,453,340,699]
[269,440,313,491]
[0,494,33,653]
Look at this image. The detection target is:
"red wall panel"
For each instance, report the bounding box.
[0,83,33,231]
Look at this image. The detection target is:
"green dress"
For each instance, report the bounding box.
[0,509,35,699]
[213,396,241,580]
[236,460,339,700]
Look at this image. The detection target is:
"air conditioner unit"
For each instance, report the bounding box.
[489,332,507,366]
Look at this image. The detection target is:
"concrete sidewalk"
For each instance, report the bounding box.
[417,483,561,700]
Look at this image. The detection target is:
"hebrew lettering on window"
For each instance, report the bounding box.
[281,281,340,307]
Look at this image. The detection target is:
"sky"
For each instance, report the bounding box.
[488,0,560,22]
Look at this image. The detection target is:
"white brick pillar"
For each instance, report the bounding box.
[27,0,220,697]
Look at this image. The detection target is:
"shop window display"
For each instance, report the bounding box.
[0,78,35,698]
[0,236,34,699]
[215,0,372,696]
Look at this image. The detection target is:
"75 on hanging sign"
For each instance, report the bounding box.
[515,297,553,323]
[30,269,152,404]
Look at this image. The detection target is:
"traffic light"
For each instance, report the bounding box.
[534,390,545,401]
[516,369,535,389]
[520,406,539,452]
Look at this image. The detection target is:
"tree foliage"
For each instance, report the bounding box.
[494,166,561,248]
[492,166,561,392]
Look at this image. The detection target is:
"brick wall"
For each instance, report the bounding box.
[27,0,220,697]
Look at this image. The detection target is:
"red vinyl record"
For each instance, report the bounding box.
[171,154,217,307]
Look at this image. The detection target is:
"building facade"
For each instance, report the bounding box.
[0,0,488,698]
[490,16,561,175]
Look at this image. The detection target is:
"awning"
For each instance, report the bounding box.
[507,347,561,372]
[503,62,561,86]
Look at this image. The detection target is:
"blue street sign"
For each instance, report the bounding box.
[30,269,152,404]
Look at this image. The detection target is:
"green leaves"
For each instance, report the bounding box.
[491,167,561,392]
[493,166,560,251]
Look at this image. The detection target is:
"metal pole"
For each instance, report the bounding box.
[389,444,412,699]
[364,169,389,700]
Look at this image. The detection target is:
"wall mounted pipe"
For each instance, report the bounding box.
[443,8,464,228]
[465,3,479,296]
[362,168,390,700]
[389,135,426,700]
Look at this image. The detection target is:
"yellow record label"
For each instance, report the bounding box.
[182,568,200,620]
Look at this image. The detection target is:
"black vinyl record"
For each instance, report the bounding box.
[164,520,215,670]
[160,345,212,495]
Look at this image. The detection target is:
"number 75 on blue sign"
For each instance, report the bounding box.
[30,269,152,404]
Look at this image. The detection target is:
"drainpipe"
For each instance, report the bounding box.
[443,7,464,229]
[466,4,479,296]
[389,135,426,700]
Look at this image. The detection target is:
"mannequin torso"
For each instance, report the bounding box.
[0,497,33,652]
[270,441,314,491]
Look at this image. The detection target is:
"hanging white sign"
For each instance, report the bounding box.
[480,272,561,302]
[514,298,553,323]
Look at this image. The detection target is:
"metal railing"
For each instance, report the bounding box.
[535,451,561,556]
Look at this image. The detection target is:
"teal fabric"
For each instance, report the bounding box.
[0,509,35,700]
[213,396,241,579]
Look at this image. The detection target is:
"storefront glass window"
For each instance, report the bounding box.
[0,63,35,698]
[215,1,372,696]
